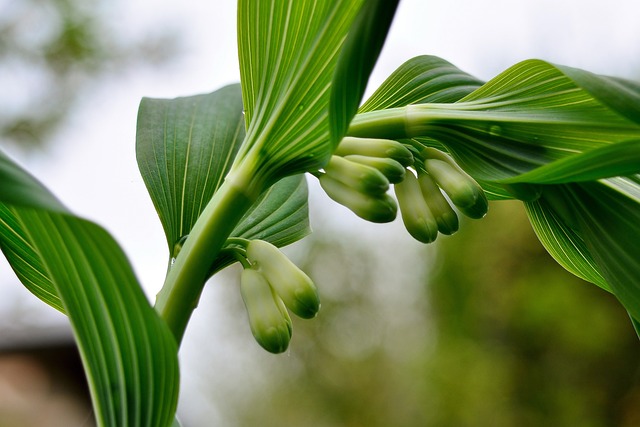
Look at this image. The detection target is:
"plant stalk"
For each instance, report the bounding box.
[155,165,258,344]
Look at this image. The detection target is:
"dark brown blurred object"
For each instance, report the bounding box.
[0,342,94,427]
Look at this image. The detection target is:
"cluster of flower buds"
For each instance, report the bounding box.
[395,149,488,243]
[318,137,414,223]
[239,239,320,353]
[318,137,488,243]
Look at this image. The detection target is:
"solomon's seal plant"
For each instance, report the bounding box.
[1,0,640,425]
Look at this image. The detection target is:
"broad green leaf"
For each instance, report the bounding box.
[329,0,400,144]
[0,150,63,309]
[350,59,640,191]
[0,151,179,427]
[526,177,640,320]
[524,192,609,291]
[232,175,309,246]
[500,139,640,184]
[561,178,640,320]
[442,60,640,181]
[0,203,62,311]
[0,149,65,211]
[136,84,310,272]
[557,65,640,125]
[359,55,484,112]
[12,209,179,427]
[136,84,246,252]
[234,0,365,184]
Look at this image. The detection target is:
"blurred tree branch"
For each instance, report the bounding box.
[0,0,180,149]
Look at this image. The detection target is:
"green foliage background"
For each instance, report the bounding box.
[222,201,640,427]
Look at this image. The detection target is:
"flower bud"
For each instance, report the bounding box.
[344,155,406,184]
[240,268,292,353]
[324,155,389,195]
[319,174,398,223]
[417,172,459,235]
[246,240,320,319]
[423,159,488,219]
[394,172,439,243]
[334,137,414,167]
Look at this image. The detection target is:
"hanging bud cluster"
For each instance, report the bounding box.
[318,137,413,223]
[395,147,488,243]
[317,137,488,243]
[239,240,320,353]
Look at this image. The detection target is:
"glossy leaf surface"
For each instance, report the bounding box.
[329,0,400,143]
[0,150,180,427]
[234,0,365,182]
[359,55,484,112]
[136,84,310,273]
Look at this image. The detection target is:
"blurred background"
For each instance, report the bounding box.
[1,0,640,426]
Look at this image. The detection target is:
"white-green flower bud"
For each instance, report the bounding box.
[394,172,439,243]
[344,154,406,184]
[423,159,488,219]
[319,174,398,223]
[420,147,488,219]
[240,268,292,353]
[417,172,459,235]
[246,240,320,319]
[334,137,414,167]
[324,155,389,195]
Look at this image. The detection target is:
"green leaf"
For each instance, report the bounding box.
[524,192,609,291]
[0,149,65,211]
[136,84,246,253]
[136,84,310,272]
[329,0,400,144]
[557,65,640,125]
[560,178,640,320]
[359,55,484,112]
[234,0,365,183]
[525,177,640,321]
[500,139,640,184]
[0,152,180,427]
[438,60,640,181]
[0,203,63,311]
[350,59,640,192]
[232,175,309,246]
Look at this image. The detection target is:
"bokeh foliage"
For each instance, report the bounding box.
[0,0,177,149]
[228,201,640,427]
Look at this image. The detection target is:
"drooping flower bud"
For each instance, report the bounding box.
[240,268,292,353]
[324,155,390,195]
[344,154,406,184]
[394,171,438,243]
[246,240,320,319]
[417,172,459,235]
[334,137,414,167]
[319,174,398,223]
[420,147,488,219]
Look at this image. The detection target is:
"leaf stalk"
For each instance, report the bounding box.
[155,163,258,344]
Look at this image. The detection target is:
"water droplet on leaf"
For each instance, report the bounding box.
[489,125,502,137]
[172,235,189,258]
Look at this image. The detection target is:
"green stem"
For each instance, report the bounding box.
[348,102,621,140]
[347,107,409,139]
[155,166,258,344]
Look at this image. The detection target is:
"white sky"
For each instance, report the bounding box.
[1,0,640,423]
